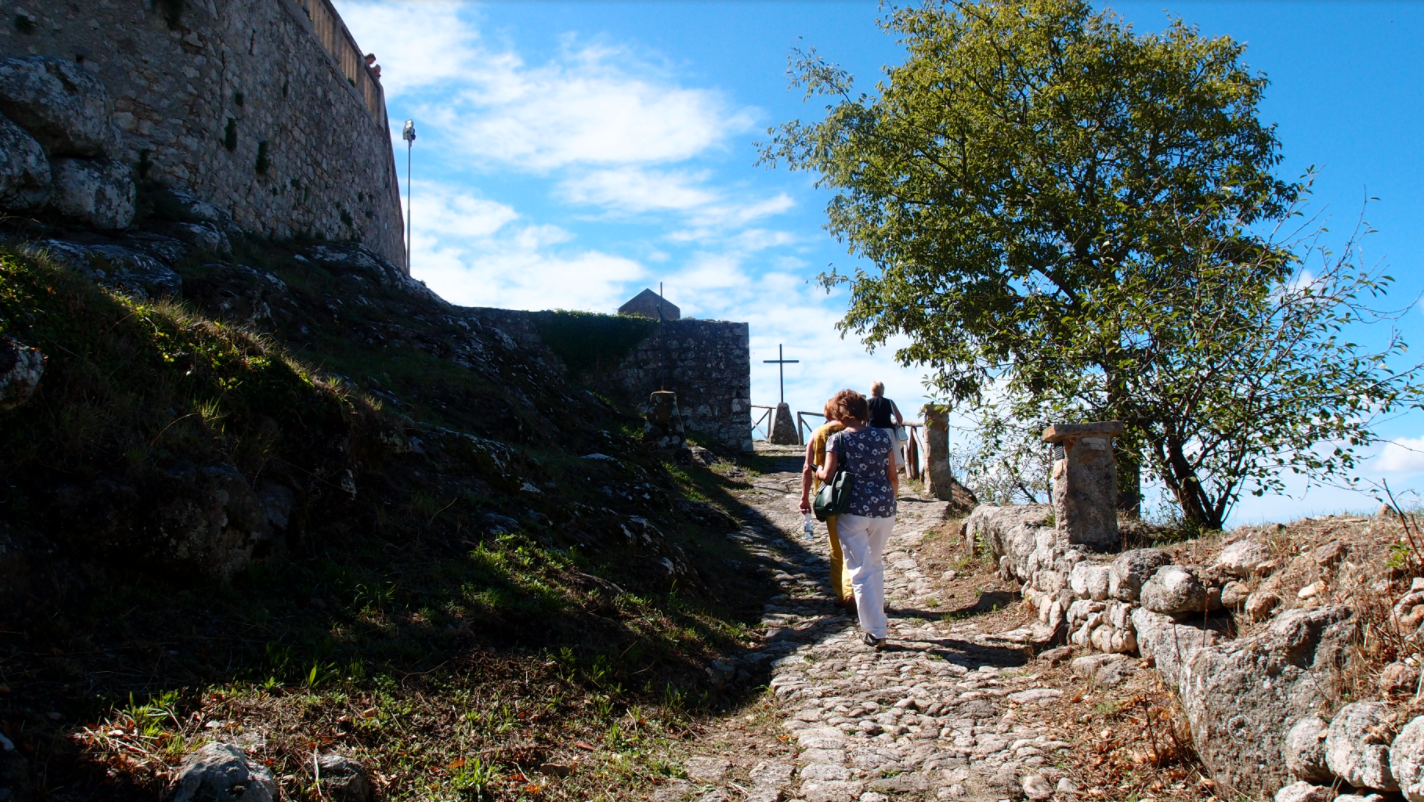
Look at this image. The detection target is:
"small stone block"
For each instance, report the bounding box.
[1041,421,1125,443]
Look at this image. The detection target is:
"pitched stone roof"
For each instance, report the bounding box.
[618,288,679,320]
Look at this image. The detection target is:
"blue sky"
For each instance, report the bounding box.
[335,0,1424,524]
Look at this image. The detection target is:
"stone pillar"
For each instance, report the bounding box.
[769,402,799,445]
[1042,421,1124,551]
[643,390,685,450]
[922,405,956,500]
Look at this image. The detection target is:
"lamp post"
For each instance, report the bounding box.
[401,119,416,274]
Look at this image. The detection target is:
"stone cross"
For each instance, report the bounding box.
[1042,421,1124,550]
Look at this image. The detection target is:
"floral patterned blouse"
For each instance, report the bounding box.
[827,427,896,518]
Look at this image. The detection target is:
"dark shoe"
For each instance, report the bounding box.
[843,598,857,618]
[863,632,885,650]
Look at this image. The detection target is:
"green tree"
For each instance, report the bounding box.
[762,0,1420,529]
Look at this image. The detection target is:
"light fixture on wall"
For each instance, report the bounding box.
[402,119,416,274]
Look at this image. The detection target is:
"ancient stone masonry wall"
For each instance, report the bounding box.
[611,319,752,452]
[463,310,752,452]
[0,0,405,266]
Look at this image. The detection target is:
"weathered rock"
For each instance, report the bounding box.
[0,112,49,210]
[1221,581,1249,608]
[1275,781,1331,802]
[1217,540,1272,577]
[1180,605,1356,797]
[154,221,232,256]
[0,335,45,411]
[1246,591,1283,622]
[1109,548,1170,602]
[41,240,181,299]
[1071,653,1133,687]
[1381,661,1421,696]
[1395,592,1424,636]
[1392,715,1424,802]
[1069,561,1111,601]
[1021,774,1053,800]
[685,756,731,782]
[963,503,1054,581]
[1132,607,1221,687]
[169,742,276,802]
[1141,565,1209,617]
[1326,701,1398,792]
[0,57,117,157]
[148,186,231,227]
[50,157,135,230]
[1286,714,1333,784]
[1314,540,1347,567]
[315,753,370,802]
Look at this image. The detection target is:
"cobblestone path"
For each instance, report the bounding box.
[652,458,1079,802]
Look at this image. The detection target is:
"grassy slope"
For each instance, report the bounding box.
[0,242,778,801]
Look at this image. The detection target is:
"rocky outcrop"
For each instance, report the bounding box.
[1131,607,1221,687]
[168,742,276,802]
[1393,715,1424,802]
[1286,714,1333,784]
[1275,781,1332,802]
[49,157,134,230]
[0,57,116,157]
[1216,539,1272,577]
[1326,701,1399,792]
[0,57,136,230]
[1179,605,1355,797]
[963,504,1054,575]
[1108,547,1169,602]
[1140,565,1210,617]
[0,113,50,211]
[0,334,44,410]
[41,239,181,299]
[315,753,371,802]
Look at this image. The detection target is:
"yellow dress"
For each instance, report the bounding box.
[810,421,851,603]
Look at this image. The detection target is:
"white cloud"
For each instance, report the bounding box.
[338,1,755,170]
[558,168,718,213]
[1374,437,1424,473]
[409,182,518,238]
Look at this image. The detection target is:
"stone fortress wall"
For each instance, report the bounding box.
[613,319,753,452]
[0,0,405,266]
[466,308,753,451]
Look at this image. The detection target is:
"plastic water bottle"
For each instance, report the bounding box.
[803,512,815,539]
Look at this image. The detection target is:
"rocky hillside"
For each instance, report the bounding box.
[0,194,786,800]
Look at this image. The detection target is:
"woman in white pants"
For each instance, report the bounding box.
[818,388,899,649]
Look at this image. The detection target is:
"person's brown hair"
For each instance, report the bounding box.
[823,397,839,420]
[870,381,885,397]
[831,388,868,424]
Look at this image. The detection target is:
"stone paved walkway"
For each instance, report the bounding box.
[651,458,1079,802]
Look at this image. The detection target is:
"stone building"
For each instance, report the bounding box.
[619,288,679,320]
[0,0,405,266]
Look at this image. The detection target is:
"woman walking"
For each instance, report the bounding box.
[799,398,852,610]
[867,381,906,472]
[818,388,898,649]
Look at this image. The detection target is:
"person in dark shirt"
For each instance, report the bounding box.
[867,381,905,471]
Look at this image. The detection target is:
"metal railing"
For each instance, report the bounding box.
[291,0,388,127]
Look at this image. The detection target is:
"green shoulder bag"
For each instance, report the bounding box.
[812,436,855,522]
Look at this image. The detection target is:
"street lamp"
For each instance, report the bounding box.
[402,119,416,274]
